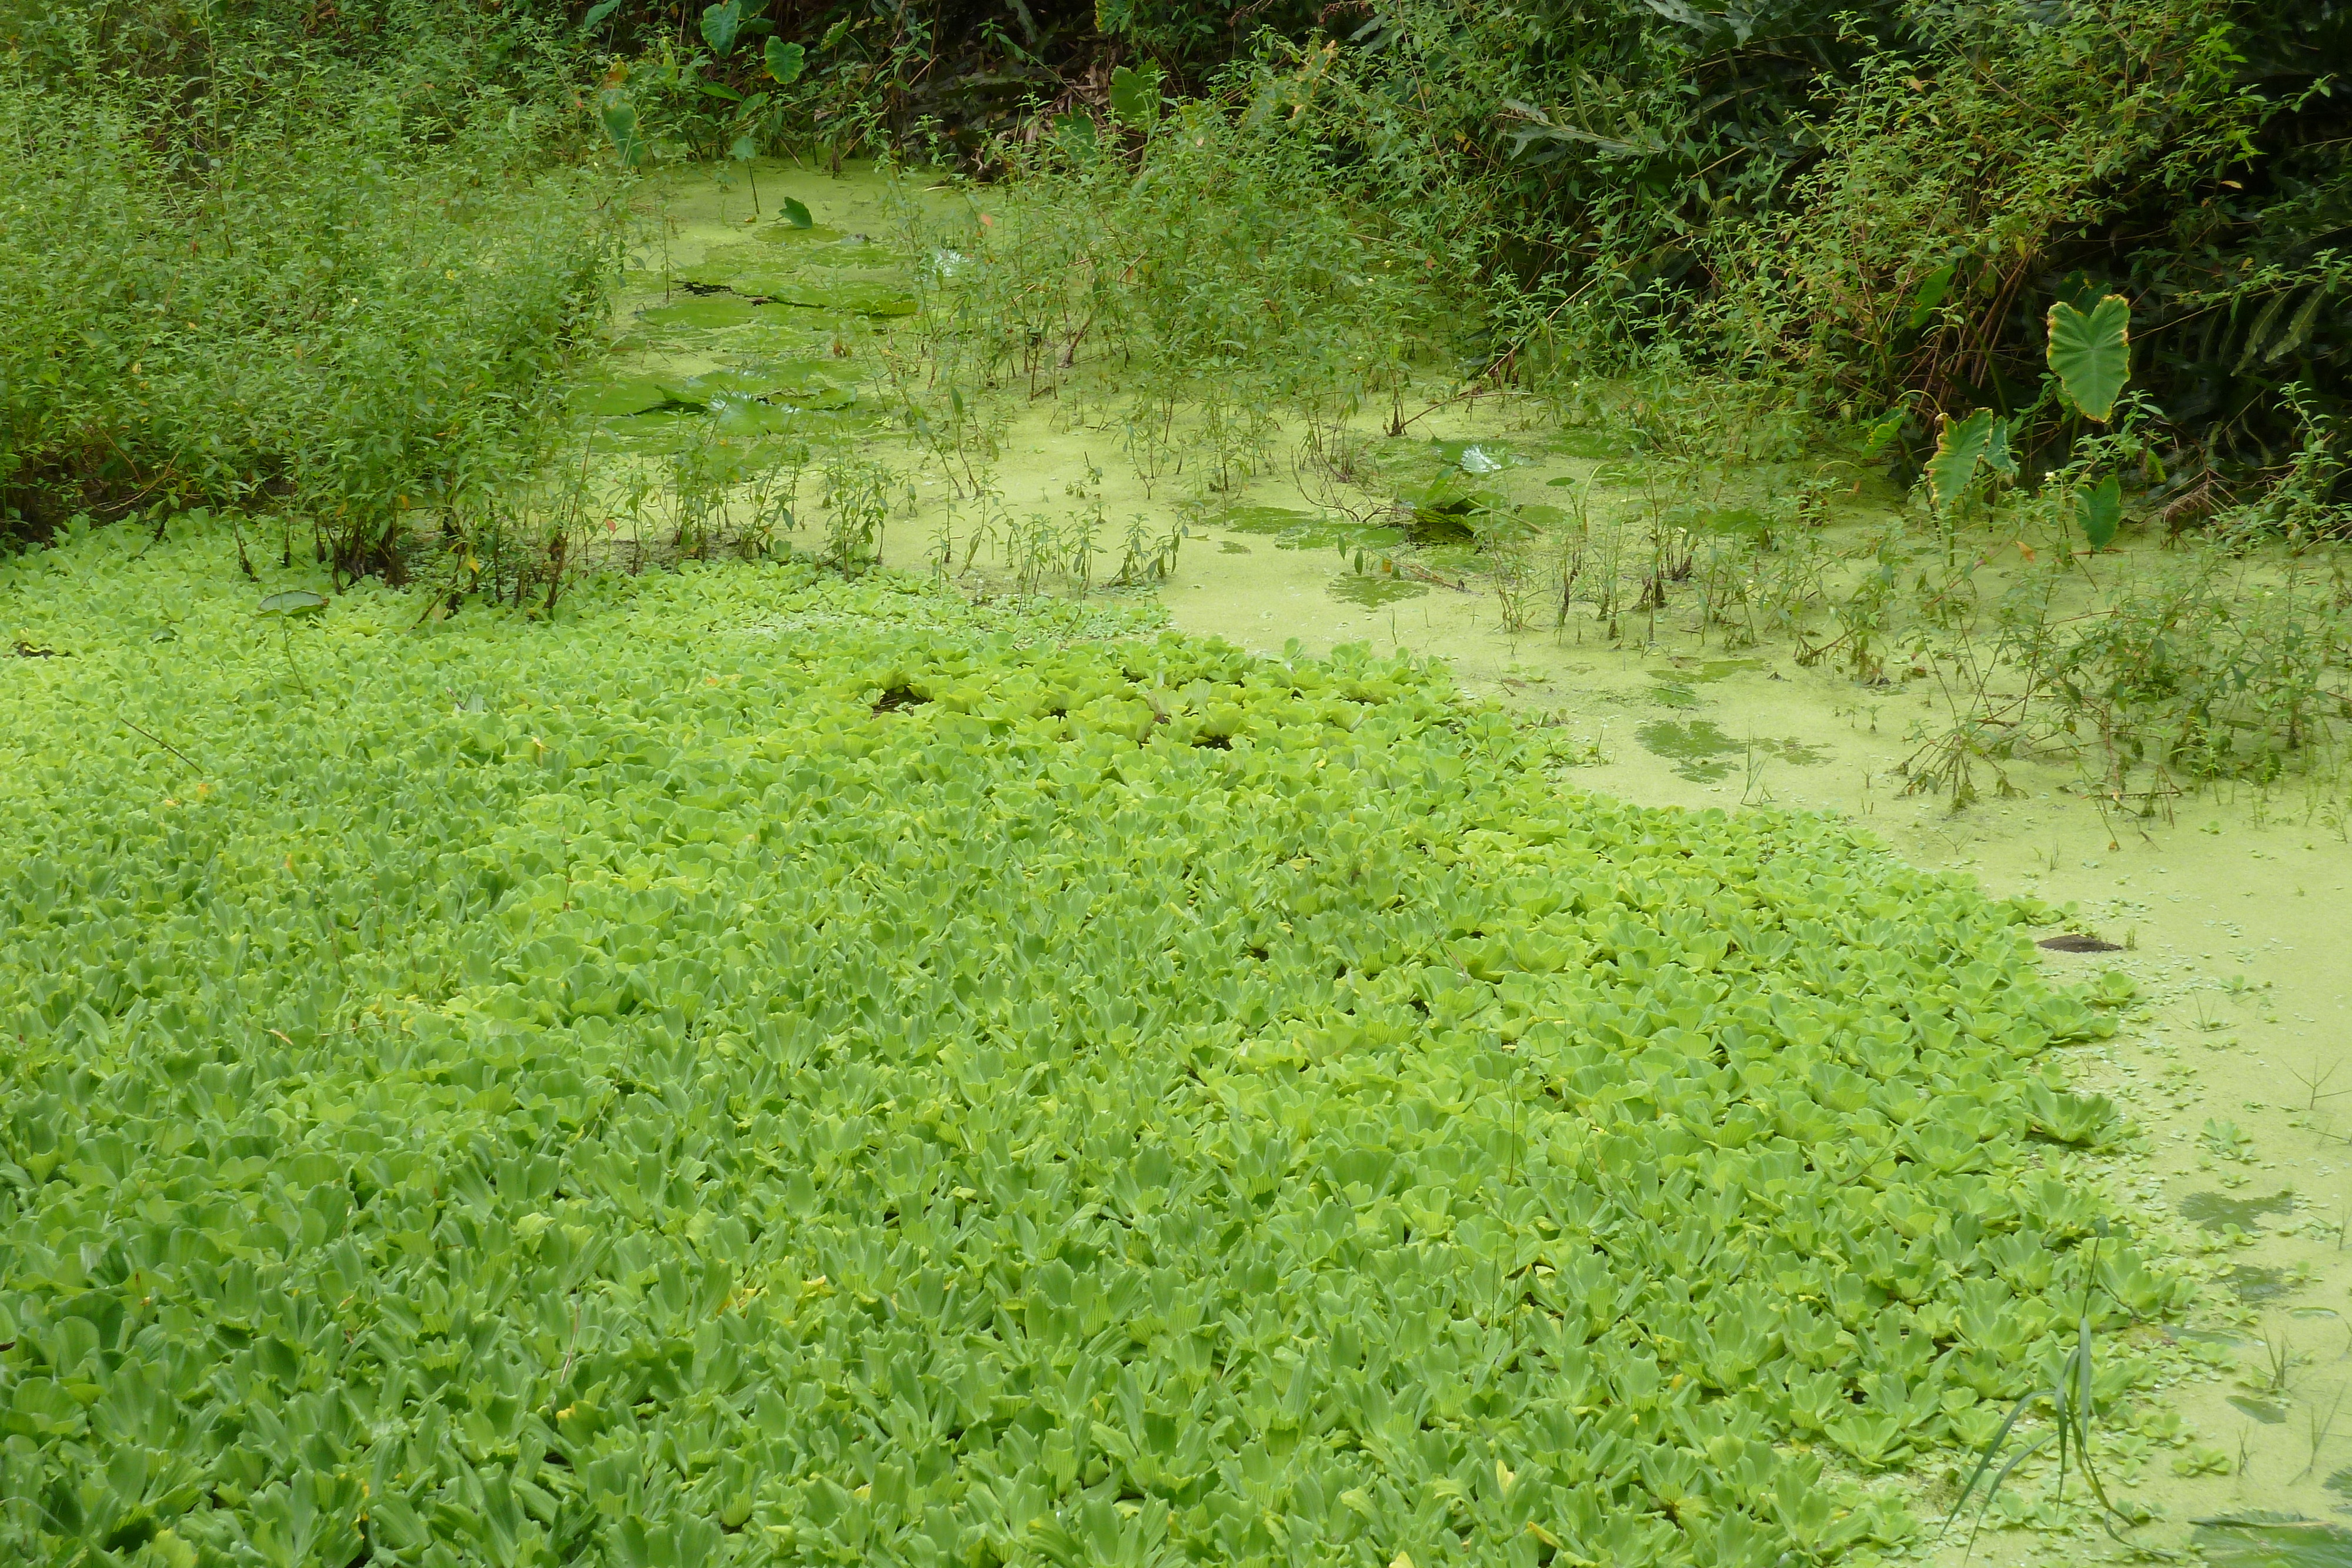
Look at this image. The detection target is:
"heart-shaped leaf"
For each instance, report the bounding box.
[1052,112,1100,160]
[764,38,806,85]
[777,196,813,229]
[1108,63,1161,131]
[700,0,744,57]
[2046,294,2131,423]
[256,590,328,618]
[1926,408,1995,510]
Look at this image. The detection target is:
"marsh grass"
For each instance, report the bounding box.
[886,95,1449,500]
[1941,1226,2154,1556]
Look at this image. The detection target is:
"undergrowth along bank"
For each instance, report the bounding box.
[0,1,617,577]
[0,528,2181,1566]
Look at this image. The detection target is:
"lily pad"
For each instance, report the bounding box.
[638,295,760,330]
[1220,504,1321,536]
[747,279,919,316]
[679,364,857,406]
[570,376,681,417]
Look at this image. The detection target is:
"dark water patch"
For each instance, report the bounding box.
[2039,933,2124,952]
[1218,541,1251,554]
[1328,573,1429,607]
[1636,720,1744,781]
[1221,505,1319,537]
[1217,506,1402,556]
[2181,1190,2296,1232]
[2227,1264,2294,1302]
[1651,683,1702,710]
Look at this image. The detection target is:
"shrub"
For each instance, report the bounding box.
[0,2,615,577]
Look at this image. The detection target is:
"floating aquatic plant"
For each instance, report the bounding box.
[0,531,2182,1566]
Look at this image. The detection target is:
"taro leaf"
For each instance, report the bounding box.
[1053,112,1100,159]
[701,0,744,57]
[1861,406,1907,455]
[764,38,806,85]
[579,0,622,32]
[777,196,814,230]
[729,134,757,165]
[599,100,644,169]
[2046,295,2132,423]
[1108,64,1161,131]
[2077,473,2121,552]
[1926,408,1995,510]
[256,591,328,618]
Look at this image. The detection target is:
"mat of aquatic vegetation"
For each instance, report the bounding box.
[0,530,2181,1567]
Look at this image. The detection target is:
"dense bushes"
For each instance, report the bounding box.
[1253,0,2346,469]
[0,2,616,574]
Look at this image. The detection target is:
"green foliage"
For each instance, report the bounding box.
[1941,1230,2145,1553]
[1926,411,2018,513]
[1739,0,2249,411]
[2075,474,2124,553]
[899,102,1436,494]
[0,529,2181,1567]
[1107,63,1162,131]
[2047,297,2134,425]
[0,2,615,575]
[700,1,748,59]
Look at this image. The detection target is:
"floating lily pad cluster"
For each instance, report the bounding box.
[0,534,2177,1567]
[580,209,920,456]
[573,361,874,453]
